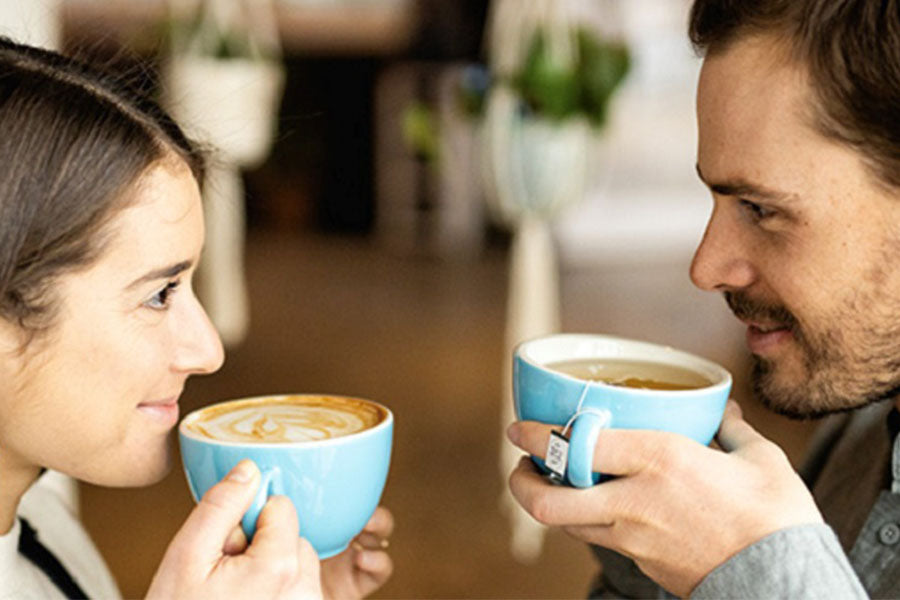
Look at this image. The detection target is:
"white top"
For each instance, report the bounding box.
[0,474,120,599]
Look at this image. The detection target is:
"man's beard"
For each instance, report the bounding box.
[725,291,900,419]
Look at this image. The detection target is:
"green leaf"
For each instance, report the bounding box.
[577,28,630,128]
[514,31,579,121]
[402,102,440,163]
[507,26,630,129]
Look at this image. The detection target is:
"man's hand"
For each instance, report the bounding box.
[147,460,323,600]
[320,506,394,600]
[506,401,823,597]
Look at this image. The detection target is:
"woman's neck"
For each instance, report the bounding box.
[0,453,42,534]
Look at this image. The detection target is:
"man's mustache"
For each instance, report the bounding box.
[724,291,798,330]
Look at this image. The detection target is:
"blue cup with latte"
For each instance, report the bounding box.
[514,334,731,487]
[179,394,393,558]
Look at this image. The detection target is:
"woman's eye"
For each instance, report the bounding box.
[145,280,181,310]
[739,199,774,222]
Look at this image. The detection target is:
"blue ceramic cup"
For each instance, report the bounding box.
[179,394,393,558]
[514,334,731,487]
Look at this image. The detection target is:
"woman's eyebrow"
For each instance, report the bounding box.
[126,260,192,290]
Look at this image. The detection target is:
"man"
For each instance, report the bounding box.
[507,0,900,597]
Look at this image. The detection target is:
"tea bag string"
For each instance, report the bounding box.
[561,381,610,437]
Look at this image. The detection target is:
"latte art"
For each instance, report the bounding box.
[184,396,385,443]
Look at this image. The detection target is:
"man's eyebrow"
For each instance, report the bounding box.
[695,164,793,201]
[126,260,192,290]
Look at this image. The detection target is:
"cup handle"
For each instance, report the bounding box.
[241,466,284,540]
[567,409,612,488]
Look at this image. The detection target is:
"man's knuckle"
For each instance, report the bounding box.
[761,439,790,463]
[645,434,683,473]
[528,493,558,525]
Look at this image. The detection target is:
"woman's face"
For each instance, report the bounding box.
[0,160,224,487]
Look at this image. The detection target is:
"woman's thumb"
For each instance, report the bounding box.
[168,459,261,561]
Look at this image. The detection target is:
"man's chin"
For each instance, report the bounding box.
[751,358,895,420]
[754,390,834,420]
[751,358,836,420]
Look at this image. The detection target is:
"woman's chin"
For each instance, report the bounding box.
[77,448,174,488]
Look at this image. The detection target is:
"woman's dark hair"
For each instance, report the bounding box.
[0,38,204,335]
[689,0,900,189]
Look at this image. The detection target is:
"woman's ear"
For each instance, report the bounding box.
[0,316,29,360]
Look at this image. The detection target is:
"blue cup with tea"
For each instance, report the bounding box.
[513,334,731,487]
[179,394,393,558]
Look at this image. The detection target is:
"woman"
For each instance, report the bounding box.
[0,38,393,599]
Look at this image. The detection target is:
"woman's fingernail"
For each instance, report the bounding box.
[506,423,520,445]
[379,538,390,549]
[227,460,256,483]
[223,527,248,554]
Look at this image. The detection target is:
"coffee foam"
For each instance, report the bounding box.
[184,396,386,443]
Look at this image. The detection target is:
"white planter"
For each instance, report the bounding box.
[482,86,590,227]
[0,0,61,49]
[163,56,285,168]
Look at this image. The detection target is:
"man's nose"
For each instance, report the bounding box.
[689,204,756,292]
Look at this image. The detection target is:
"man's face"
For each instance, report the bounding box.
[691,35,900,419]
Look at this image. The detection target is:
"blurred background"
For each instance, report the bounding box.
[2,0,817,598]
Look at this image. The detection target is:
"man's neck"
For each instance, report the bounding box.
[0,452,41,535]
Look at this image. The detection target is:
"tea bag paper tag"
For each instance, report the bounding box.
[545,430,569,483]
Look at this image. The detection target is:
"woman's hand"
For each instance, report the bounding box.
[147,460,322,600]
[320,506,394,600]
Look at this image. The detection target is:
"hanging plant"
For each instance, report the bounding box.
[163,0,280,61]
[512,26,630,129]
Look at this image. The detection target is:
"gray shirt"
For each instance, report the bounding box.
[590,402,898,599]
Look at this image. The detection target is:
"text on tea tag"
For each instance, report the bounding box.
[545,430,569,483]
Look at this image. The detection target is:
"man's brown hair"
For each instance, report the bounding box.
[689,0,900,189]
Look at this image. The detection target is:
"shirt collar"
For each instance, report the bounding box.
[0,517,22,582]
[889,408,900,493]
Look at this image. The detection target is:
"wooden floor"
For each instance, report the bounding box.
[79,229,816,599]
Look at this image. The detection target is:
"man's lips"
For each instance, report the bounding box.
[743,320,793,354]
[746,320,787,333]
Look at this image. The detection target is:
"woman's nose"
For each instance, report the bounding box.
[172,292,225,375]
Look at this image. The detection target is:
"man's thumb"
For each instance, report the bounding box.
[716,400,764,452]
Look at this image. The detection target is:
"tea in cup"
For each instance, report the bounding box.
[513,334,731,487]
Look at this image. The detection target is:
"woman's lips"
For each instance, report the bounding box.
[137,397,180,426]
[745,323,793,355]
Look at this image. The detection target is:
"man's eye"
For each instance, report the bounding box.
[145,280,181,310]
[739,199,774,222]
